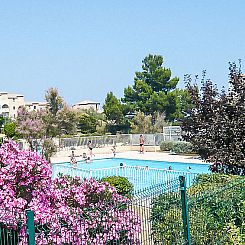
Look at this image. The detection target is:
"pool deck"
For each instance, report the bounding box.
[51,149,206,165]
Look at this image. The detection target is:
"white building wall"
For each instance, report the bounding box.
[0,92,46,119]
[0,92,25,118]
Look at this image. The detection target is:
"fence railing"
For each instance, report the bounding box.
[1,175,244,244]
[58,129,182,151]
[52,164,199,193]
[0,208,30,245]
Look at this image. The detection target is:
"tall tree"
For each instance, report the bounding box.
[103,92,124,124]
[77,113,98,134]
[103,92,130,134]
[131,111,153,134]
[182,64,245,175]
[123,54,180,121]
[57,104,78,135]
[44,88,78,137]
[45,87,64,116]
[16,106,46,151]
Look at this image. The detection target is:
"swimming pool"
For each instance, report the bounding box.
[52,158,210,193]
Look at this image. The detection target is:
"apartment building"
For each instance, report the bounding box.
[0,92,47,119]
[0,92,25,118]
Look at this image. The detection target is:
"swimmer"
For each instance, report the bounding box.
[168,166,172,170]
[145,166,149,170]
[85,156,91,163]
[119,162,126,168]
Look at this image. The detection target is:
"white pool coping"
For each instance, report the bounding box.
[51,150,208,165]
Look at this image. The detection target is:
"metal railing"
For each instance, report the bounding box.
[52,164,199,193]
[1,175,244,244]
[58,128,182,151]
[0,208,31,245]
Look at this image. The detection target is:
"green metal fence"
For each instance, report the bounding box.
[1,175,244,244]
[147,175,245,244]
[187,176,245,244]
[0,207,29,245]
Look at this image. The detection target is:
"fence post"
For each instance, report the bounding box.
[179,176,191,245]
[26,210,36,245]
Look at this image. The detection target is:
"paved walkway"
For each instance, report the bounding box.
[51,149,205,165]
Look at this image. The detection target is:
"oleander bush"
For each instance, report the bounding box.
[101,176,134,198]
[160,141,194,154]
[151,174,245,244]
[0,141,141,244]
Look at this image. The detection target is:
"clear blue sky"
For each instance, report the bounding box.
[1,0,245,105]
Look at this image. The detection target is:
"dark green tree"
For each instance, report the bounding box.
[182,64,245,175]
[103,92,130,134]
[78,113,98,134]
[123,54,180,121]
[103,92,124,124]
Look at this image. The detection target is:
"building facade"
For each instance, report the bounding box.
[73,100,100,111]
[0,92,25,118]
[0,92,47,119]
[1,92,101,119]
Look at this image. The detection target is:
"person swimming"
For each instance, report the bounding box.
[85,156,91,163]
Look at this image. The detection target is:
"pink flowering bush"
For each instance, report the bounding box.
[0,141,141,244]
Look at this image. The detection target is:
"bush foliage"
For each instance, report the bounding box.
[0,141,140,244]
[151,174,245,244]
[160,141,194,154]
[101,176,133,198]
[182,64,245,175]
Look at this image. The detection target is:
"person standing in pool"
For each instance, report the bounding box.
[88,140,94,157]
[139,134,145,153]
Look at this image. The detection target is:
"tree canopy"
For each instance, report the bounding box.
[182,64,245,175]
[123,54,183,121]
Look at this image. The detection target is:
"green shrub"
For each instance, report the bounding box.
[171,141,193,154]
[160,141,174,151]
[160,141,194,154]
[151,174,245,243]
[101,176,133,198]
[3,122,17,139]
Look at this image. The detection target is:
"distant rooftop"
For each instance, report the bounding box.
[74,100,100,105]
[25,101,48,105]
[0,92,24,97]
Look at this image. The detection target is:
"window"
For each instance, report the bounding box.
[34,106,36,109]
[13,106,15,110]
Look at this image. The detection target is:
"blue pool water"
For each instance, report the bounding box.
[56,158,209,173]
[52,158,210,192]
